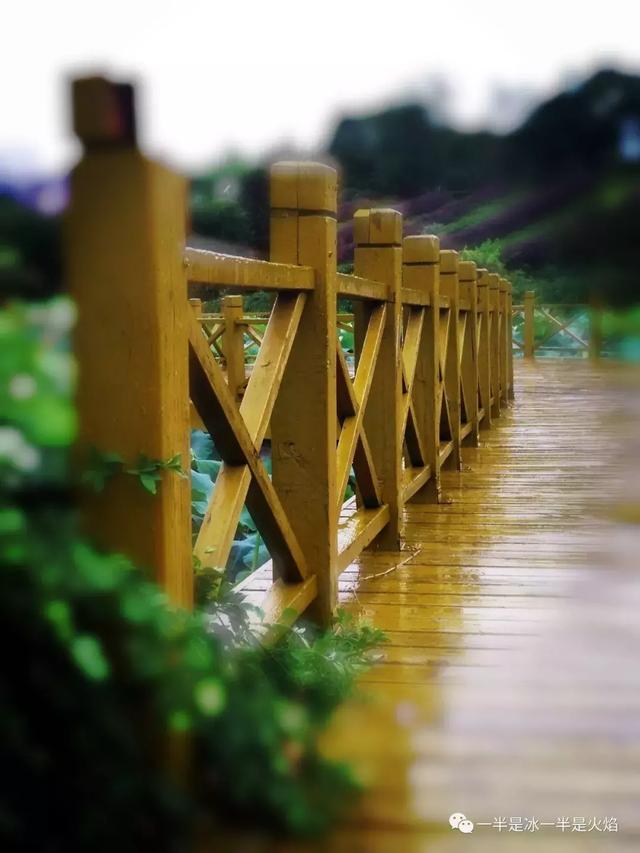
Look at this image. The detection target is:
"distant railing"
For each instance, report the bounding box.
[514,292,604,359]
[67,76,514,629]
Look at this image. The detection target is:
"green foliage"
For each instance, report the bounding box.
[265,611,386,724]
[0,196,62,299]
[189,161,270,252]
[1,298,386,846]
[1,508,197,848]
[126,453,187,495]
[191,199,252,245]
[459,239,556,302]
[459,238,506,274]
[190,430,269,582]
[0,299,75,491]
[0,299,75,444]
[438,193,523,236]
[82,448,188,495]
[242,291,274,313]
[338,326,354,355]
[81,448,123,492]
[2,505,379,845]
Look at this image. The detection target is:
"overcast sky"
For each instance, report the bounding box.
[3,0,639,176]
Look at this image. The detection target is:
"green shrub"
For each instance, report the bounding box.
[0,299,386,848]
[459,239,588,303]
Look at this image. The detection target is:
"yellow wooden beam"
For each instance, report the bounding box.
[440,250,462,470]
[188,313,309,581]
[354,208,403,549]
[459,261,480,446]
[269,162,338,624]
[489,273,502,417]
[477,269,492,429]
[184,247,315,291]
[402,235,441,503]
[337,505,391,574]
[337,273,389,302]
[68,75,192,608]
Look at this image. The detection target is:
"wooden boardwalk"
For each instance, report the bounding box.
[301,359,639,852]
[68,87,637,851]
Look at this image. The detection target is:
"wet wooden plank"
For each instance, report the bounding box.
[314,360,640,848]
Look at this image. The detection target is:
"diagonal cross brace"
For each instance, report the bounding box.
[189,303,309,580]
[335,303,386,512]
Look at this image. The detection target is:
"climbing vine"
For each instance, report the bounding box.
[82,447,187,494]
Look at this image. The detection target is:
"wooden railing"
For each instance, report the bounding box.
[514,291,604,359]
[66,77,514,627]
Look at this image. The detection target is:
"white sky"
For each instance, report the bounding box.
[3,0,640,176]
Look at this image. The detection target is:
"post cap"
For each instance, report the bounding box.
[458,261,477,282]
[488,273,500,289]
[439,249,459,274]
[403,234,440,263]
[476,268,490,286]
[72,76,136,147]
[222,295,243,308]
[270,162,337,213]
[354,208,402,246]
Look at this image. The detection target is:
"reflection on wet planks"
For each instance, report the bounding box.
[317,360,640,852]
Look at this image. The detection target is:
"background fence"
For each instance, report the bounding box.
[514,292,605,359]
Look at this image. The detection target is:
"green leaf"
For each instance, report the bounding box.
[82,448,123,492]
[139,473,158,494]
[194,678,226,716]
[71,635,110,681]
[168,710,192,733]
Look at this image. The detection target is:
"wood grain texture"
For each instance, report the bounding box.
[269,162,338,622]
[68,145,192,608]
[354,209,404,551]
[313,360,639,849]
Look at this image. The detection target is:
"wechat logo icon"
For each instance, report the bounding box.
[450,813,474,833]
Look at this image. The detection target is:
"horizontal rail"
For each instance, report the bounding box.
[401,287,431,307]
[185,248,315,291]
[337,273,388,301]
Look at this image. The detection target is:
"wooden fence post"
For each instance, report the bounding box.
[221,295,246,403]
[477,269,491,429]
[489,273,501,418]
[269,162,338,624]
[459,261,480,446]
[354,209,403,547]
[524,290,536,359]
[403,234,441,501]
[506,281,515,400]
[499,278,508,406]
[589,302,603,361]
[189,300,207,431]
[440,250,461,469]
[67,77,192,608]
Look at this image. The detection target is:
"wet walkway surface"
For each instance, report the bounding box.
[314,360,640,852]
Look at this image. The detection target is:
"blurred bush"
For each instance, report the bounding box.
[0,299,385,849]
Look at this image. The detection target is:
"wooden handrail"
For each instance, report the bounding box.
[67,74,516,628]
[337,272,388,301]
[185,247,315,291]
